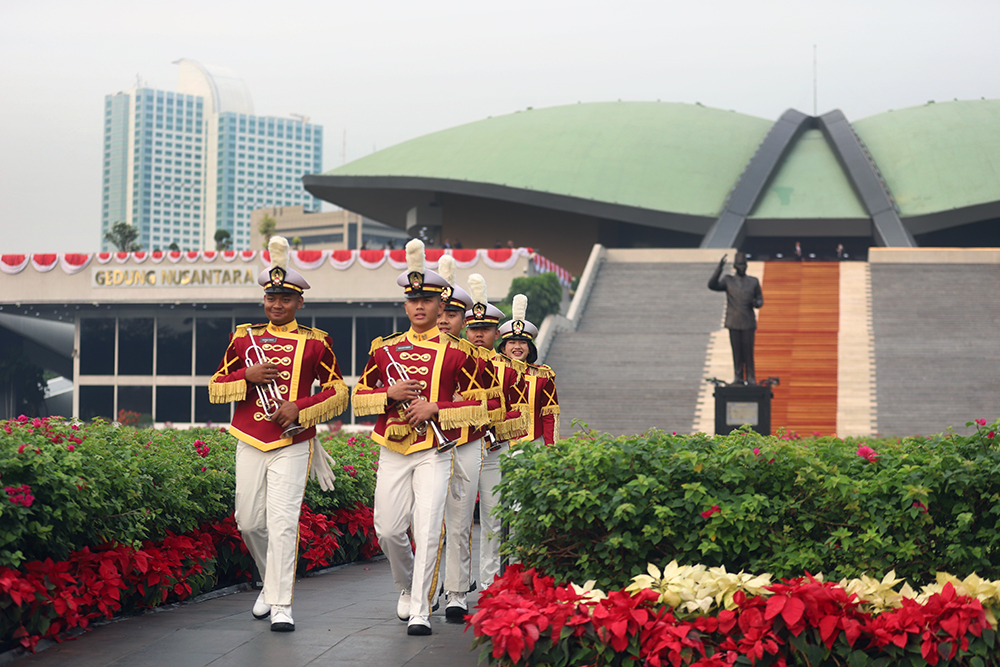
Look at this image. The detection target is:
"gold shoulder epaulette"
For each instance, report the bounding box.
[493,352,526,374]
[526,363,555,379]
[233,323,267,338]
[369,332,405,354]
[299,324,329,341]
[444,333,480,357]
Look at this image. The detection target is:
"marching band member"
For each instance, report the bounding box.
[464,274,529,590]
[497,294,560,446]
[209,236,347,632]
[352,239,490,636]
[436,259,501,620]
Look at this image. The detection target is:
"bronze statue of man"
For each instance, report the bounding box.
[708,252,764,385]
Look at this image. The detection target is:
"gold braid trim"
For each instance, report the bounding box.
[552,413,560,443]
[368,332,405,354]
[298,380,349,427]
[462,385,502,402]
[496,410,529,441]
[209,379,246,404]
[541,405,561,416]
[438,401,488,430]
[352,386,388,416]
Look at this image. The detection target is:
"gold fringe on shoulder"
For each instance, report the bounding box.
[352,386,388,416]
[301,325,329,341]
[462,385,502,402]
[368,332,404,354]
[445,334,479,358]
[541,404,560,416]
[298,380,349,427]
[209,378,246,404]
[438,402,488,430]
[526,363,555,379]
[496,410,529,441]
[232,323,264,339]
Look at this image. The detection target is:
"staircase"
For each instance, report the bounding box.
[870,264,1000,436]
[544,260,723,435]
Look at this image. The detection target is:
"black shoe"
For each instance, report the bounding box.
[467,580,478,593]
[407,616,432,635]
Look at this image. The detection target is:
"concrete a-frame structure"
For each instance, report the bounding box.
[702,109,916,249]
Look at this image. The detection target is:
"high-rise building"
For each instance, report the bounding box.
[101,59,322,252]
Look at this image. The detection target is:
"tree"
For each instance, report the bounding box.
[214,229,233,251]
[104,221,142,252]
[503,272,564,325]
[258,214,277,249]
[291,236,303,250]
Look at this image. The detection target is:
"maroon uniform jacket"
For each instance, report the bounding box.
[209,320,348,451]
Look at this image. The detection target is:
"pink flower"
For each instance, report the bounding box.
[67,444,75,452]
[856,445,879,463]
[975,418,987,426]
[913,501,928,513]
[753,447,761,457]
[17,444,26,454]
[989,431,996,439]
[701,505,721,519]
[201,466,207,472]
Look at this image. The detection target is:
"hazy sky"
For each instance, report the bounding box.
[2,0,998,253]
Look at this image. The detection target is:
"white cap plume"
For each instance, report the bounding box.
[468,273,487,305]
[269,236,289,270]
[438,254,456,284]
[512,293,527,321]
[405,238,425,274]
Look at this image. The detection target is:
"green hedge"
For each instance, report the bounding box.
[495,421,1000,589]
[0,416,377,568]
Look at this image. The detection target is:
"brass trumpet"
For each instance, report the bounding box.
[245,328,305,439]
[384,347,457,452]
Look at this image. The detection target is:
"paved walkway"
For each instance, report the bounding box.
[9,531,487,667]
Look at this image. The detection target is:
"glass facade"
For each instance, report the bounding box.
[102,81,322,253]
[76,311,399,425]
[216,112,323,249]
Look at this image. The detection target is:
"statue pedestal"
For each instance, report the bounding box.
[713,384,772,435]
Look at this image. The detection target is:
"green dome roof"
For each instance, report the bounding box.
[326,101,774,218]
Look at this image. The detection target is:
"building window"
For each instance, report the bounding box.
[156,386,192,423]
[79,386,114,422]
[157,317,193,376]
[80,319,115,375]
[195,318,233,375]
[118,318,154,375]
[118,386,152,423]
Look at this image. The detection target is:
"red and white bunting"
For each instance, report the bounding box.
[184,251,200,263]
[31,254,59,272]
[292,250,330,271]
[221,251,238,262]
[150,251,166,263]
[132,252,148,263]
[386,249,407,270]
[60,253,92,274]
[1,254,29,274]
[166,251,183,264]
[114,252,130,264]
[202,251,218,262]
[240,250,257,262]
[357,249,388,269]
[96,252,113,264]
[329,250,356,270]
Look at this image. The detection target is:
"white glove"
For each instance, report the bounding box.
[310,442,337,492]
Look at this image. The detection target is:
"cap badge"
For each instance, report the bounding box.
[440,285,453,301]
[269,266,286,287]
[473,303,486,319]
[512,320,524,335]
[408,271,423,290]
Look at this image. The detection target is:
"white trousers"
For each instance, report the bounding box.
[234,440,312,606]
[443,438,483,594]
[374,445,452,619]
[478,440,507,588]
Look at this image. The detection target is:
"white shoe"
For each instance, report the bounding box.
[407,615,432,636]
[270,604,294,632]
[252,591,270,619]
[397,590,411,622]
[445,591,467,621]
